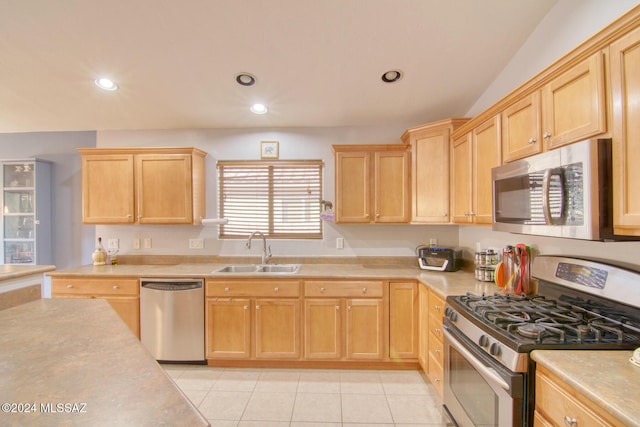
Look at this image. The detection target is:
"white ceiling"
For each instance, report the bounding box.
[0,0,557,133]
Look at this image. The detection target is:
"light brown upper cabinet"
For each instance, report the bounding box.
[610,25,640,236]
[502,52,606,163]
[333,144,410,223]
[451,116,501,224]
[78,147,206,225]
[401,118,469,223]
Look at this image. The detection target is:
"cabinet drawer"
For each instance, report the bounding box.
[427,351,444,397]
[429,314,443,341]
[428,330,443,366]
[51,278,139,296]
[206,280,300,297]
[429,290,445,317]
[304,280,384,297]
[535,368,615,427]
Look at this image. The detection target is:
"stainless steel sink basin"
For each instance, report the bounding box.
[256,264,301,273]
[215,265,260,273]
[214,264,301,274]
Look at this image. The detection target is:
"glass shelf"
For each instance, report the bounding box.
[4,163,35,188]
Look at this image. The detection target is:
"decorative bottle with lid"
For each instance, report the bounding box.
[92,237,107,266]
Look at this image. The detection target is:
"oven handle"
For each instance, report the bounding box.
[444,328,510,392]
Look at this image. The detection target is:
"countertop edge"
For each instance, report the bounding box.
[0,265,56,282]
[531,349,640,427]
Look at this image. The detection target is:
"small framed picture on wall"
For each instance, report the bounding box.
[261,140,279,159]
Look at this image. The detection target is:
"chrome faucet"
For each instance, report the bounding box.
[246,231,272,264]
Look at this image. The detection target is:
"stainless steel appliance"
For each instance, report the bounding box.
[416,246,462,272]
[442,256,640,426]
[140,278,205,362]
[492,138,636,241]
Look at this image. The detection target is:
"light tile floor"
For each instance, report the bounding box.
[163,364,449,427]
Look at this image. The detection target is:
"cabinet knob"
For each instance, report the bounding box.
[256,305,261,310]
[320,287,326,293]
[434,378,441,383]
[274,287,279,293]
[375,213,380,218]
[443,213,447,217]
[336,306,340,310]
[365,213,370,219]
[66,284,73,288]
[528,137,537,144]
[435,328,441,334]
[435,349,441,354]
[362,287,367,294]
[434,305,441,311]
[564,416,577,427]
[224,287,230,293]
[348,306,352,311]
[112,285,119,289]
[127,214,132,218]
[137,214,142,219]
[543,132,552,139]
[243,305,248,310]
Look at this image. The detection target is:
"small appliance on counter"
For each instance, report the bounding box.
[416,245,462,272]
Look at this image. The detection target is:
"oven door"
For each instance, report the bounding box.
[443,324,525,427]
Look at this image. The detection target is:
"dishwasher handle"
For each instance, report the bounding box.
[141,281,203,291]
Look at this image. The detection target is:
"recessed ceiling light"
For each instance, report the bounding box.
[236,73,256,86]
[250,103,268,114]
[94,77,118,91]
[381,70,402,83]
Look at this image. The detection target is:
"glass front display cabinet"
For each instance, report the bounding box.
[1,160,51,265]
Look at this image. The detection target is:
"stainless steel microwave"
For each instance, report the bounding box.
[492,138,633,241]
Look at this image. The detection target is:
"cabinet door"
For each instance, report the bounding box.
[611,26,640,236]
[374,150,410,223]
[304,298,342,359]
[451,133,473,224]
[542,52,606,150]
[136,154,193,224]
[473,115,502,224]
[335,151,371,223]
[389,282,418,359]
[501,92,542,162]
[104,296,140,338]
[255,298,301,359]
[81,154,135,224]
[412,131,450,222]
[418,285,429,371]
[206,298,251,359]
[345,298,383,360]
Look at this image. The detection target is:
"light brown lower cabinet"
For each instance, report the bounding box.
[205,279,301,360]
[304,280,385,361]
[426,289,445,398]
[50,277,140,338]
[534,365,623,427]
[389,281,418,359]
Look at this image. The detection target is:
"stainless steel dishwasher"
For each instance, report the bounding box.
[140,278,204,362]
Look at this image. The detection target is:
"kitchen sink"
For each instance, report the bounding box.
[215,265,260,273]
[256,264,301,273]
[213,264,301,274]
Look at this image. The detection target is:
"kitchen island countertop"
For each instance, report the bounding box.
[531,349,640,427]
[0,298,209,427]
[0,264,55,282]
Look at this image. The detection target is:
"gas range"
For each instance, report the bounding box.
[442,255,640,427]
[444,256,640,372]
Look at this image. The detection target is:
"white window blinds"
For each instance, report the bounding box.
[218,160,323,238]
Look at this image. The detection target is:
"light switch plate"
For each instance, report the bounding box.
[336,237,344,249]
[107,238,119,249]
[143,238,152,249]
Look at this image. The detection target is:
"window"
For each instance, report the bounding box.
[218,160,323,239]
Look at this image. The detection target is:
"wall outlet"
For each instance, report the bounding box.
[143,238,152,249]
[336,237,344,249]
[107,238,119,249]
[429,238,438,247]
[133,238,140,249]
[189,238,204,249]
